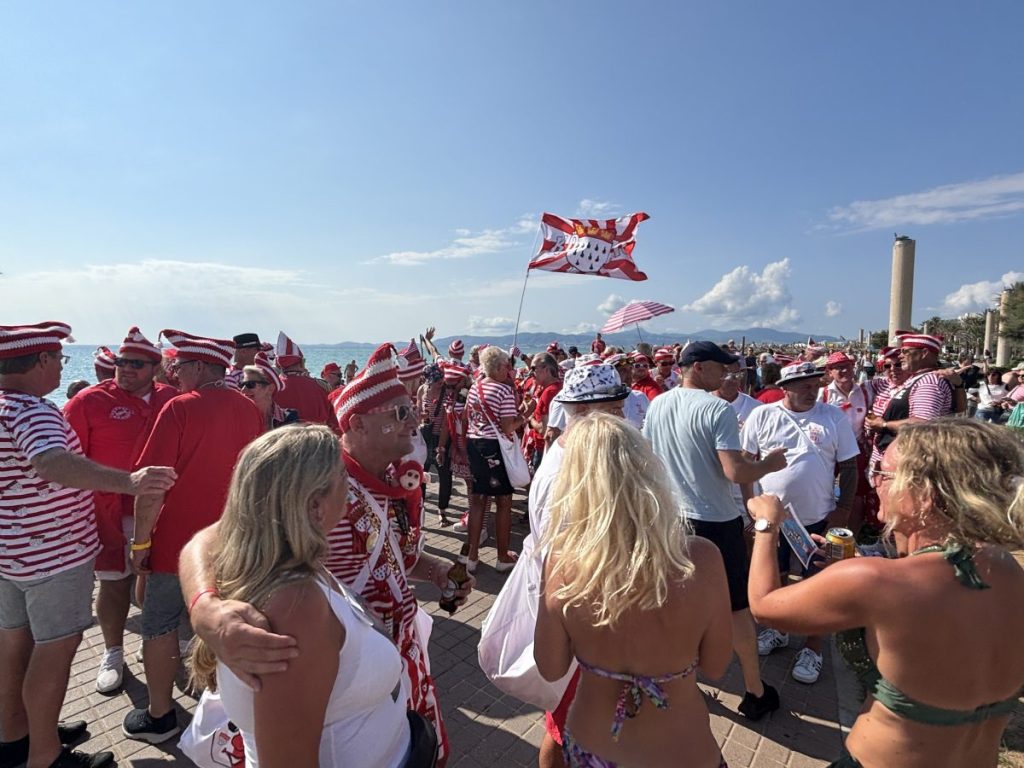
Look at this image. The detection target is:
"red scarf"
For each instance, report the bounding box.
[343,451,423,528]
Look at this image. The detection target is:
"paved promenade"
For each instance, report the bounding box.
[57,485,854,767]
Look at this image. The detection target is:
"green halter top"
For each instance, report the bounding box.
[836,540,1021,726]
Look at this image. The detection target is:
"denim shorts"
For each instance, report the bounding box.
[140,572,186,640]
[0,559,95,643]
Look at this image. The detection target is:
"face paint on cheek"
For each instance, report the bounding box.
[381,424,394,434]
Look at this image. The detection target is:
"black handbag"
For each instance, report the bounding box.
[403,709,438,768]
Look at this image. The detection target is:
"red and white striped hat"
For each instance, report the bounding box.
[448,339,464,359]
[654,347,674,364]
[276,331,303,369]
[118,327,161,362]
[0,321,72,359]
[546,341,562,354]
[252,352,285,392]
[895,330,942,354]
[629,351,652,366]
[334,343,408,431]
[93,346,117,371]
[442,361,470,386]
[160,329,234,367]
[397,339,425,380]
[824,351,855,369]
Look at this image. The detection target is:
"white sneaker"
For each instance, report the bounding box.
[757,628,789,656]
[96,647,125,693]
[792,647,823,684]
[453,515,469,532]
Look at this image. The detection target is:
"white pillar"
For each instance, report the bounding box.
[984,309,997,357]
[888,236,915,344]
[996,290,1011,366]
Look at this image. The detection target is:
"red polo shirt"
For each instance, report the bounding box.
[134,385,263,573]
[275,373,340,432]
[64,380,178,571]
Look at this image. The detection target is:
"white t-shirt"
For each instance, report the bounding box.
[818,381,873,440]
[547,399,566,432]
[724,393,762,517]
[741,401,859,525]
[978,383,1007,409]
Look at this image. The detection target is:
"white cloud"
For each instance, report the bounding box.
[684,259,801,328]
[560,322,599,334]
[825,300,842,317]
[942,270,1024,314]
[466,316,517,335]
[373,214,539,266]
[577,199,620,218]
[0,259,426,343]
[828,171,1024,230]
[597,294,627,315]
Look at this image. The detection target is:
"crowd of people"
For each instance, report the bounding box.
[1,319,1023,768]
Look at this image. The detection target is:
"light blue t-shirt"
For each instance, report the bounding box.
[642,387,742,522]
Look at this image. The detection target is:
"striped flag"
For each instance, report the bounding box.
[528,212,649,281]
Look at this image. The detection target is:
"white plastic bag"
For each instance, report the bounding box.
[178,689,247,767]
[477,549,576,711]
[496,432,532,488]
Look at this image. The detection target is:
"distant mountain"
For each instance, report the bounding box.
[334,328,839,351]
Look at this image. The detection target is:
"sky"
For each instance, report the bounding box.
[2,1,1023,344]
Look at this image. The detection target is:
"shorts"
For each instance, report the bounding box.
[466,438,514,497]
[777,518,828,577]
[140,572,185,640]
[689,517,749,612]
[0,559,95,642]
[96,515,134,581]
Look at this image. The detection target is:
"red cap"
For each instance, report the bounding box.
[159,329,234,367]
[275,331,303,369]
[118,327,161,362]
[333,344,408,431]
[0,322,72,359]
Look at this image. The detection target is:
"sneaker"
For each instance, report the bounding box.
[95,647,124,693]
[737,681,780,721]
[122,707,180,744]
[757,628,789,656]
[453,514,469,532]
[45,747,114,768]
[494,553,518,573]
[792,647,823,684]
[0,722,89,768]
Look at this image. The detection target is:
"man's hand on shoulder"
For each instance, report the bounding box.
[191,597,299,691]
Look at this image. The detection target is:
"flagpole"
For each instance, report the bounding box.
[512,224,543,350]
[635,322,644,344]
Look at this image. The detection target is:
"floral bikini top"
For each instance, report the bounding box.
[836,540,1020,726]
[576,656,700,740]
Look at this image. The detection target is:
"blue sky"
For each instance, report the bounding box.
[2,1,1022,344]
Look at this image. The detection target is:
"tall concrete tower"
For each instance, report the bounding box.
[984,309,997,357]
[888,235,915,343]
[997,289,1011,366]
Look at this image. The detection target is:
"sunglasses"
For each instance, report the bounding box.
[171,359,202,373]
[114,358,155,370]
[868,467,896,485]
[240,380,271,390]
[633,363,649,369]
[367,404,416,422]
[49,353,70,365]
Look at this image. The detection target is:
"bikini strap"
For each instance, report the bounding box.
[576,657,699,740]
[912,540,990,590]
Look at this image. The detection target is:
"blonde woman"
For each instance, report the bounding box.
[748,419,1024,768]
[238,353,299,431]
[188,426,421,767]
[535,413,733,768]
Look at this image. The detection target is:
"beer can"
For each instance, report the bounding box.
[825,527,856,561]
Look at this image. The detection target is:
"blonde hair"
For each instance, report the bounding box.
[887,419,1024,548]
[480,346,510,378]
[188,425,343,690]
[543,412,694,628]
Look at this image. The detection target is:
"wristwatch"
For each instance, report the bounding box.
[753,518,773,533]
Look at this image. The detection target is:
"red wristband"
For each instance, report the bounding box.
[188,587,218,615]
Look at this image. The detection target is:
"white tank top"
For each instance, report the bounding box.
[217,576,411,767]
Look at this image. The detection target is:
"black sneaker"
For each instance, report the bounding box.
[738,681,780,721]
[46,748,113,768]
[121,707,179,744]
[56,722,87,747]
[0,724,90,768]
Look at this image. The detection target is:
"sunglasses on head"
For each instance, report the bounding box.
[240,380,271,390]
[114,358,154,370]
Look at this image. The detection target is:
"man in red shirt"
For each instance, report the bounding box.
[630,352,665,402]
[64,327,178,695]
[123,329,263,745]
[591,332,606,355]
[524,353,561,471]
[272,331,339,431]
[1,322,175,768]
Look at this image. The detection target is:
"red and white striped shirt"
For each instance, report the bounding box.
[0,389,99,581]
[465,379,517,440]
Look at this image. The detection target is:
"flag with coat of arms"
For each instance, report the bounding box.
[528,212,650,281]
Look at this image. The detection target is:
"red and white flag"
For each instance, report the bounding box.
[528,212,650,281]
